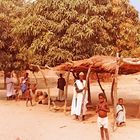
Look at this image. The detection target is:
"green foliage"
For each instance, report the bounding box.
[14,0,140,66]
[1,0,140,70]
[0,0,25,71]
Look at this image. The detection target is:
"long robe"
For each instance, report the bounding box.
[6,77,15,97]
[116,104,126,124]
[71,80,88,116]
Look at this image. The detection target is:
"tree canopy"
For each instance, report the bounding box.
[0,0,140,71]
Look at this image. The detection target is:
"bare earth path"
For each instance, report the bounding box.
[0,100,140,140]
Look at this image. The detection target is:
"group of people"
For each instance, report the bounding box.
[6,71,126,140]
[64,72,126,140]
[6,72,34,106]
[6,71,53,107]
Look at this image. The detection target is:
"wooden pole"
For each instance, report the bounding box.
[137,103,140,118]
[111,78,115,105]
[96,72,107,101]
[36,65,51,110]
[32,72,38,85]
[48,87,51,110]
[85,66,92,92]
[87,78,92,104]
[81,66,92,115]
[113,53,119,131]
[64,70,70,114]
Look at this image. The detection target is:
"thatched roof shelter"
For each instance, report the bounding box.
[54,55,140,74]
[27,55,140,122]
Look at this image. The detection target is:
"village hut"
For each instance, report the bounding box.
[27,55,140,130]
[53,55,140,130]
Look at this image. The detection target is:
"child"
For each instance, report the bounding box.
[96,93,110,140]
[116,98,126,127]
[25,84,33,107]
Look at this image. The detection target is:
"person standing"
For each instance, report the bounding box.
[71,72,88,121]
[96,93,110,140]
[57,74,66,101]
[20,72,29,99]
[6,72,15,100]
[25,84,33,107]
[116,98,126,127]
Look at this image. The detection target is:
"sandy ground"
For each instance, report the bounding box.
[0,99,140,140]
[0,73,140,140]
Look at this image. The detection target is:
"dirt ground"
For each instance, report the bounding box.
[0,99,140,140]
[0,73,140,140]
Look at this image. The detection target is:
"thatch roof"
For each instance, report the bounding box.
[53,55,140,74]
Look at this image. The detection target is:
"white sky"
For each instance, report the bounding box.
[130,0,140,14]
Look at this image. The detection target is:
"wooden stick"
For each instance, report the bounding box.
[35,65,48,87]
[35,65,51,110]
[64,70,70,114]
[87,78,92,104]
[81,66,92,115]
[112,54,119,132]
[32,72,38,85]
[111,78,115,105]
[137,103,140,118]
[96,72,107,101]
[48,87,51,109]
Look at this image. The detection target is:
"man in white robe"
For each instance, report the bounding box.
[71,72,88,121]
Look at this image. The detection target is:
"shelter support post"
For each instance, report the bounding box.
[85,66,92,91]
[81,66,92,115]
[36,65,51,110]
[47,87,51,110]
[32,72,38,85]
[64,70,70,114]
[111,78,115,105]
[87,78,92,104]
[96,72,107,101]
[137,102,140,118]
[112,55,119,131]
